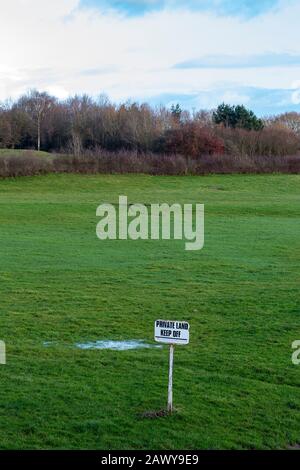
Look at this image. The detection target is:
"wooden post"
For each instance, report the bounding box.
[167,344,174,413]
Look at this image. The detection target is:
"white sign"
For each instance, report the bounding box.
[154,319,190,345]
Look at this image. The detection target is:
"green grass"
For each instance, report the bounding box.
[0,173,299,450]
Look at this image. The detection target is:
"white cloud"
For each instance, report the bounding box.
[220,91,251,105]
[0,0,299,113]
[44,85,70,100]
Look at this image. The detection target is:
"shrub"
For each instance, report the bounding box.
[1,149,299,178]
[215,126,299,157]
[0,153,52,177]
[155,123,224,157]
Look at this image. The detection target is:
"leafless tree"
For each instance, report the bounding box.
[16,90,55,151]
[270,112,300,137]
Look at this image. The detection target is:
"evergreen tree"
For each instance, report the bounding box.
[213,103,263,131]
[171,103,182,123]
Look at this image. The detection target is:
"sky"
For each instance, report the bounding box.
[0,0,300,115]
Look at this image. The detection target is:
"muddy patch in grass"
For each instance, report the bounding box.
[139,409,170,419]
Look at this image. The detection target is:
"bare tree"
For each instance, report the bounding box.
[271,112,300,137]
[17,90,54,151]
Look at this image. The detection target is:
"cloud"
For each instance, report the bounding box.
[44,85,70,99]
[80,66,120,76]
[175,53,300,69]
[0,0,299,115]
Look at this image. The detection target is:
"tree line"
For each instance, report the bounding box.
[0,90,299,157]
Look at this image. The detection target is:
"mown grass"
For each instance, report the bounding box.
[0,173,299,449]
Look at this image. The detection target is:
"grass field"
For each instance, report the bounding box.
[0,173,299,450]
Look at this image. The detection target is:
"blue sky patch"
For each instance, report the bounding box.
[79,0,280,18]
[144,86,300,116]
[175,53,300,69]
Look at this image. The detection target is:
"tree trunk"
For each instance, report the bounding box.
[37,116,41,151]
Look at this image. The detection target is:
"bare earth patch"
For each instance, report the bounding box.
[139,409,178,419]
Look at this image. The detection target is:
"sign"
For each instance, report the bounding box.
[154,319,190,345]
[154,319,190,413]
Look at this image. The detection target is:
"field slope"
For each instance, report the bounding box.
[0,173,299,449]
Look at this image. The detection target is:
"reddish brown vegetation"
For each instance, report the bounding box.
[1,150,299,178]
[216,126,299,157]
[156,123,225,157]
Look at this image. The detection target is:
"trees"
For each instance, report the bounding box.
[193,109,214,127]
[0,110,12,148]
[268,112,300,137]
[0,91,298,157]
[171,103,182,125]
[213,103,236,128]
[213,103,264,131]
[16,90,55,151]
[157,122,224,157]
[234,105,264,131]
[66,95,94,155]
